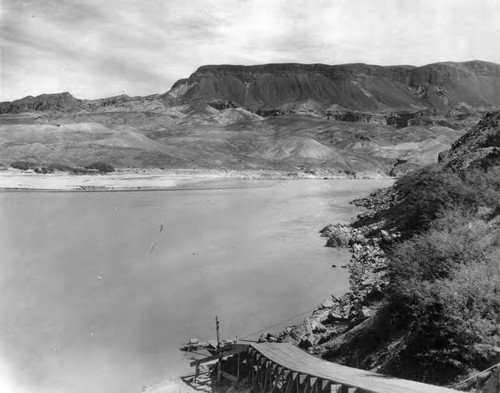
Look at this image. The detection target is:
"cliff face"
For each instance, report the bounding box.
[168,61,500,113]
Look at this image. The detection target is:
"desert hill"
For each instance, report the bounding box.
[1,61,498,175]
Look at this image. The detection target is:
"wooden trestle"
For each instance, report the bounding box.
[192,342,461,393]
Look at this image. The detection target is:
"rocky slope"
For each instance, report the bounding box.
[439,111,500,170]
[279,112,500,391]
[0,61,498,175]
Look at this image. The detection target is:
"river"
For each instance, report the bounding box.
[0,178,393,393]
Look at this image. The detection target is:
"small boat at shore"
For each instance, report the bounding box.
[180,338,236,354]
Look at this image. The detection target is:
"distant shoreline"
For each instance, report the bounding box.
[0,168,392,192]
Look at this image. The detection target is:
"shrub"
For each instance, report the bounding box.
[389,255,500,383]
[47,163,74,172]
[386,204,499,382]
[84,162,114,173]
[10,161,36,170]
[389,210,491,313]
[386,165,500,232]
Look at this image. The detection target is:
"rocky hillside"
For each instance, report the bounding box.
[281,112,500,391]
[0,92,164,114]
[439,111,500,170]
[0,61,498,175]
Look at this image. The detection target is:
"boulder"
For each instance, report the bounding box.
[299,333,315,349]
[358,306,374,320]
[324,224,353,248]
[310,320,327,333]
[321,298,335,309]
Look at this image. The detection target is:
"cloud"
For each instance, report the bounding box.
[1,0,499,101]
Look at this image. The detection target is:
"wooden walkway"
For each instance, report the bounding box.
[246,343,461,393]
[190,342,461,392]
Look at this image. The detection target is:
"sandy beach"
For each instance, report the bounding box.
[0,169,229,191]
[0,168,369,191]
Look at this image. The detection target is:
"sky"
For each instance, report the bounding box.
[1,0,499,101]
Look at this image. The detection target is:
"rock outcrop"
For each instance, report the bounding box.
[438,111,500,170]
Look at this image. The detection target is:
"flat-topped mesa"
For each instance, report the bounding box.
[191,62,415,81]
[168,61,500,113]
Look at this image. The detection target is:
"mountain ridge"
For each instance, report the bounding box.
[2,60,499,115]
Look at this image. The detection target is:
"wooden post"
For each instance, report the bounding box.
[283,371,292,393]
[217,356,222,386]
[237,353,240,382]
[194,364,199,383]
[303,375,310,393]
[263,362,271,393]
[289,372,298,393]
[216,315,221,349]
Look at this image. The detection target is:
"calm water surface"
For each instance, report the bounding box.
[0,178,393,393]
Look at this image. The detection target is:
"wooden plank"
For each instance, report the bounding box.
[250,343,461,393]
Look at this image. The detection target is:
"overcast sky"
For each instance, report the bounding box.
[1,0,499,101]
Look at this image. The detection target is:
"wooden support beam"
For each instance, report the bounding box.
[330,384,342,393]
[283,371,293,393]
[217,356,222,386]
[275,366,286,393]
[302,375,310,393]
[190,347,246,367]
[285,372,297,393]
[320,380,330,393]
[310,377,318,393]
[263,364,271,393]
[194,364,199,383]
[236,353,240,382]
[271,367,279,393]
[313,378,319,393]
